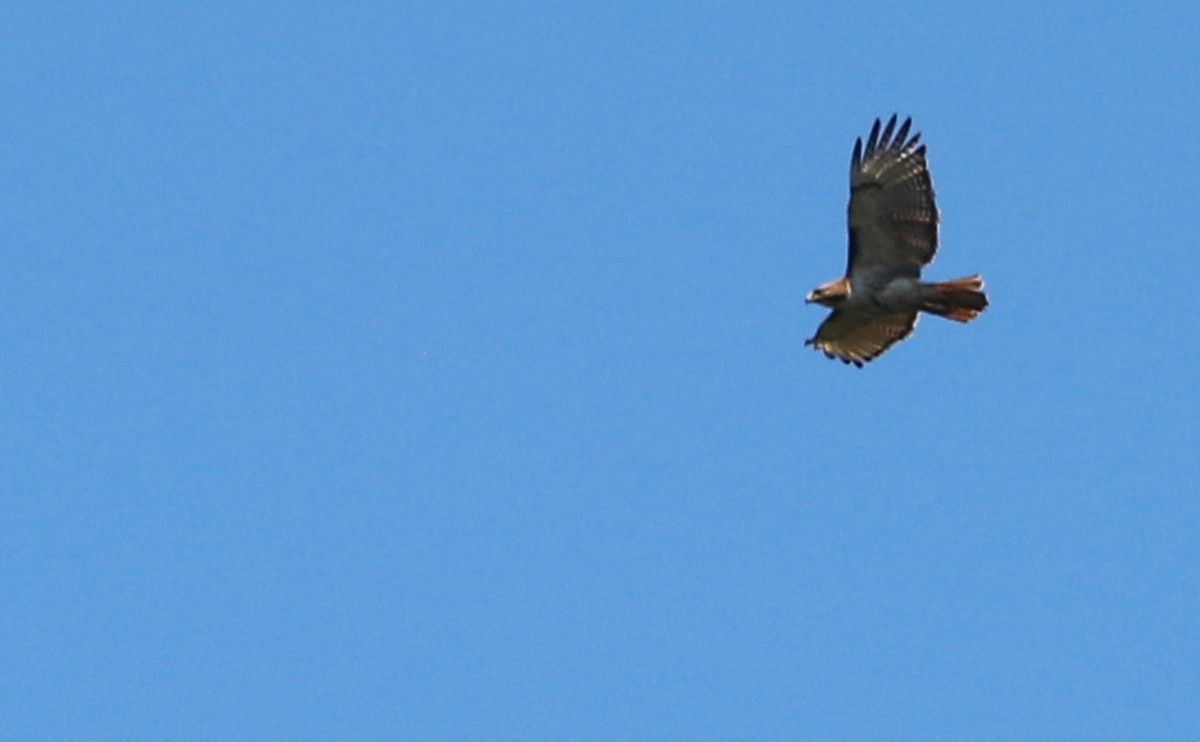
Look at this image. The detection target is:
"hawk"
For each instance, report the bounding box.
[805,115,988,367]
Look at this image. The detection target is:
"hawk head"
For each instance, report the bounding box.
[806,277,851,308]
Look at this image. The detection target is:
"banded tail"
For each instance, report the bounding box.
[923,275,988,323]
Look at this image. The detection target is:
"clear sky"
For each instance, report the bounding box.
[3,2,1198,739]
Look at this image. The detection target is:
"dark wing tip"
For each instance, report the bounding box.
[851,138,863,171]
[865,118,882,156]
[879,115,897,149]
[863,114,925,155]
[894,117,913,148]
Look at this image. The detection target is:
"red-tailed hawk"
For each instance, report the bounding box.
[806,115,988,367]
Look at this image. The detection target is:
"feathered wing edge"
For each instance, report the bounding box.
[805,310,920,368]
[850,114,920,178]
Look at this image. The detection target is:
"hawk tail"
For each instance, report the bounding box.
[923,275,988,323]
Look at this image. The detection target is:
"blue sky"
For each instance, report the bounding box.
[3,2,1198,739]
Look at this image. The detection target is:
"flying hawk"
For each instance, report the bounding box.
[805,115,987,367]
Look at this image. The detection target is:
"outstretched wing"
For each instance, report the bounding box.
[805,309,919,368]
[846,115,938,281]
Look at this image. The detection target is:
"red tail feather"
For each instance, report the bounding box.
[925,275,988,322]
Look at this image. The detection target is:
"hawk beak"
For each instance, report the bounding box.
[804,292,816,304]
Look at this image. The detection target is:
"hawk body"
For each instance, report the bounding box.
[806,115,987,367]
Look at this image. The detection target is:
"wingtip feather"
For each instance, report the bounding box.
[865,118,882,155]
[880,115,897,149]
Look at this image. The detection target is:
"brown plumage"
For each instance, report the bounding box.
[805,115,987,367]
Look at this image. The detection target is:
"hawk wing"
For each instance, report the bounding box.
[805,310,919,368]
[846,115,939,282]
